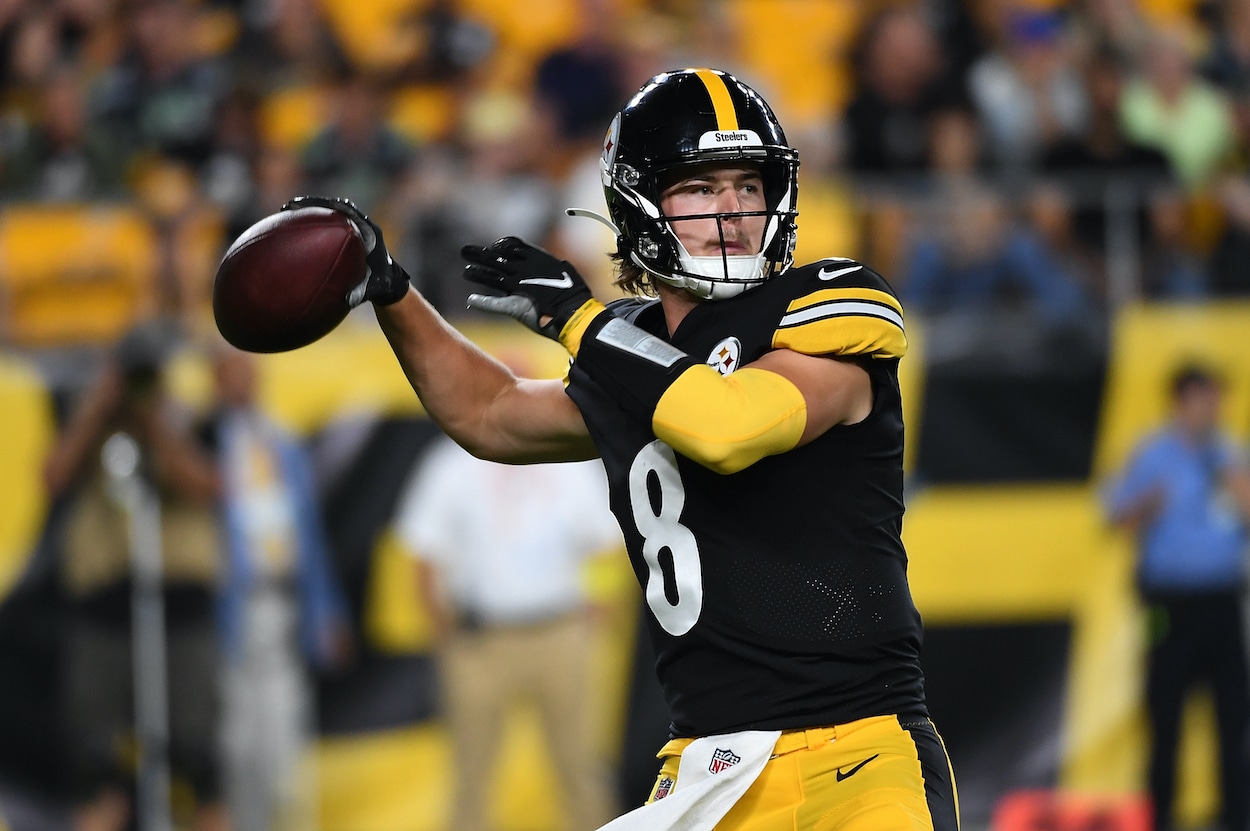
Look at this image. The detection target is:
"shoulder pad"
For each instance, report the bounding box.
[771,259,906,359]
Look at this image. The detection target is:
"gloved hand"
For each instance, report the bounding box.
[461,237,596,341]
[281,196,411,306]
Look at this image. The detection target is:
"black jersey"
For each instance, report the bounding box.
[566,259,927,737]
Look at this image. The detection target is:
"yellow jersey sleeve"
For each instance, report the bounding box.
[772,266,907,359]
[652,365,807,475]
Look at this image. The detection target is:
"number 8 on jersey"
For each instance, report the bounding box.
[629,440,704,635]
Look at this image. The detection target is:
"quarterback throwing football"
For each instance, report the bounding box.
[286,68,958,831]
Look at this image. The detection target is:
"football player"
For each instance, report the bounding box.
[286,68,958,831]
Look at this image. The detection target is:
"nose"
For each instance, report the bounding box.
[716,186,743,215]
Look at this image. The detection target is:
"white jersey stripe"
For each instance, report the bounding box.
[779,300,905,330]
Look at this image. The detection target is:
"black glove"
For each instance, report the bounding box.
[280,196,411,306]
[461,237,594,340]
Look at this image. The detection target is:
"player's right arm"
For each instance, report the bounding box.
[375,290,596,464]
[283,197,595,465]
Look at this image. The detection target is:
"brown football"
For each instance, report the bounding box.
[213,206,367,353]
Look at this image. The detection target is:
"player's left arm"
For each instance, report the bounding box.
[593,345,870,475]
[736,348,873,444]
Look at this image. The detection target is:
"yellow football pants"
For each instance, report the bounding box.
[647,715,959,831]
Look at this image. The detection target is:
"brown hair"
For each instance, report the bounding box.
[1170,362,1222,399]
[611,251,659,297]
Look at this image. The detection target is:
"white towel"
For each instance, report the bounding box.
[595,730,782,831]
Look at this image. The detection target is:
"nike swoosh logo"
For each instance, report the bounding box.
[518,271,574,289]
[819,264,863,281]
[835,753,879,782]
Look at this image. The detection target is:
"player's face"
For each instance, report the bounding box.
[659,163,768,258]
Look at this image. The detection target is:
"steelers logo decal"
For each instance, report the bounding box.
[707,337,741,376]
[600,112,621,188]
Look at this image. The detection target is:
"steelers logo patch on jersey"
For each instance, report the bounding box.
[707,337,742,375]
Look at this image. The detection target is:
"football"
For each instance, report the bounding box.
[213,206,367,353]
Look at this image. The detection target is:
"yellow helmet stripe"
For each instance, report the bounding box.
[693,68,739,131]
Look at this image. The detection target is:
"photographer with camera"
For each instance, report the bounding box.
[44,320,229,831]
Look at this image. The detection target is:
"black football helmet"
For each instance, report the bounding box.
[599,68,799,301]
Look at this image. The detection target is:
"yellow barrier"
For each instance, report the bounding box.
[0,356,52,600]
[0,205,157,346]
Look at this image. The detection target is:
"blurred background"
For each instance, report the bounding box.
[1,0,1250,830]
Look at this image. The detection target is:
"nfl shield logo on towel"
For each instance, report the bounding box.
[654,776,674,800]
[708,747,741,775]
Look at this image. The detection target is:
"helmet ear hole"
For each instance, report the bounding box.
[602,68,800,300]
[617,164,642,187]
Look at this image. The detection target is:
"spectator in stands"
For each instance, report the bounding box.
[393,0,493,85]
[1119,27,1235,189]
[397,87,557,315]
[1207,175,1250,296]
[929,0,992,87]
[0,0,116,91]
[549,8,685,296]
[840,5,963,177]
[967,6,1088,172]
[452,89,556,249]
[44,320,228,831]
[227,0,351,92]
[900,94,1092,318]
[1,63,126,200]
[898,178,1090,319]
[532,0,628,160]
[1023,181,1105,306]
[1137,190,1208,299]
[205,345,350,831]
[40,0,121,68]
[0,0,32,91]
[1103,364,1250,831]
[927,101,986,182]
[393,432,621,831]
[222,142,304,247]
[1040,45,1174,264]
[91,0,230,169]
[201,89,262,226]
[299,72,416,214]
[4,6,56,90]
[1208,89,1250,296]
[1200,0,1250,94]
[1039,43,1179,304]
[839,5,966,274]
[1065,0,1154,65]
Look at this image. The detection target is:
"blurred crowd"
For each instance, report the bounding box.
[3,0,1250,355]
